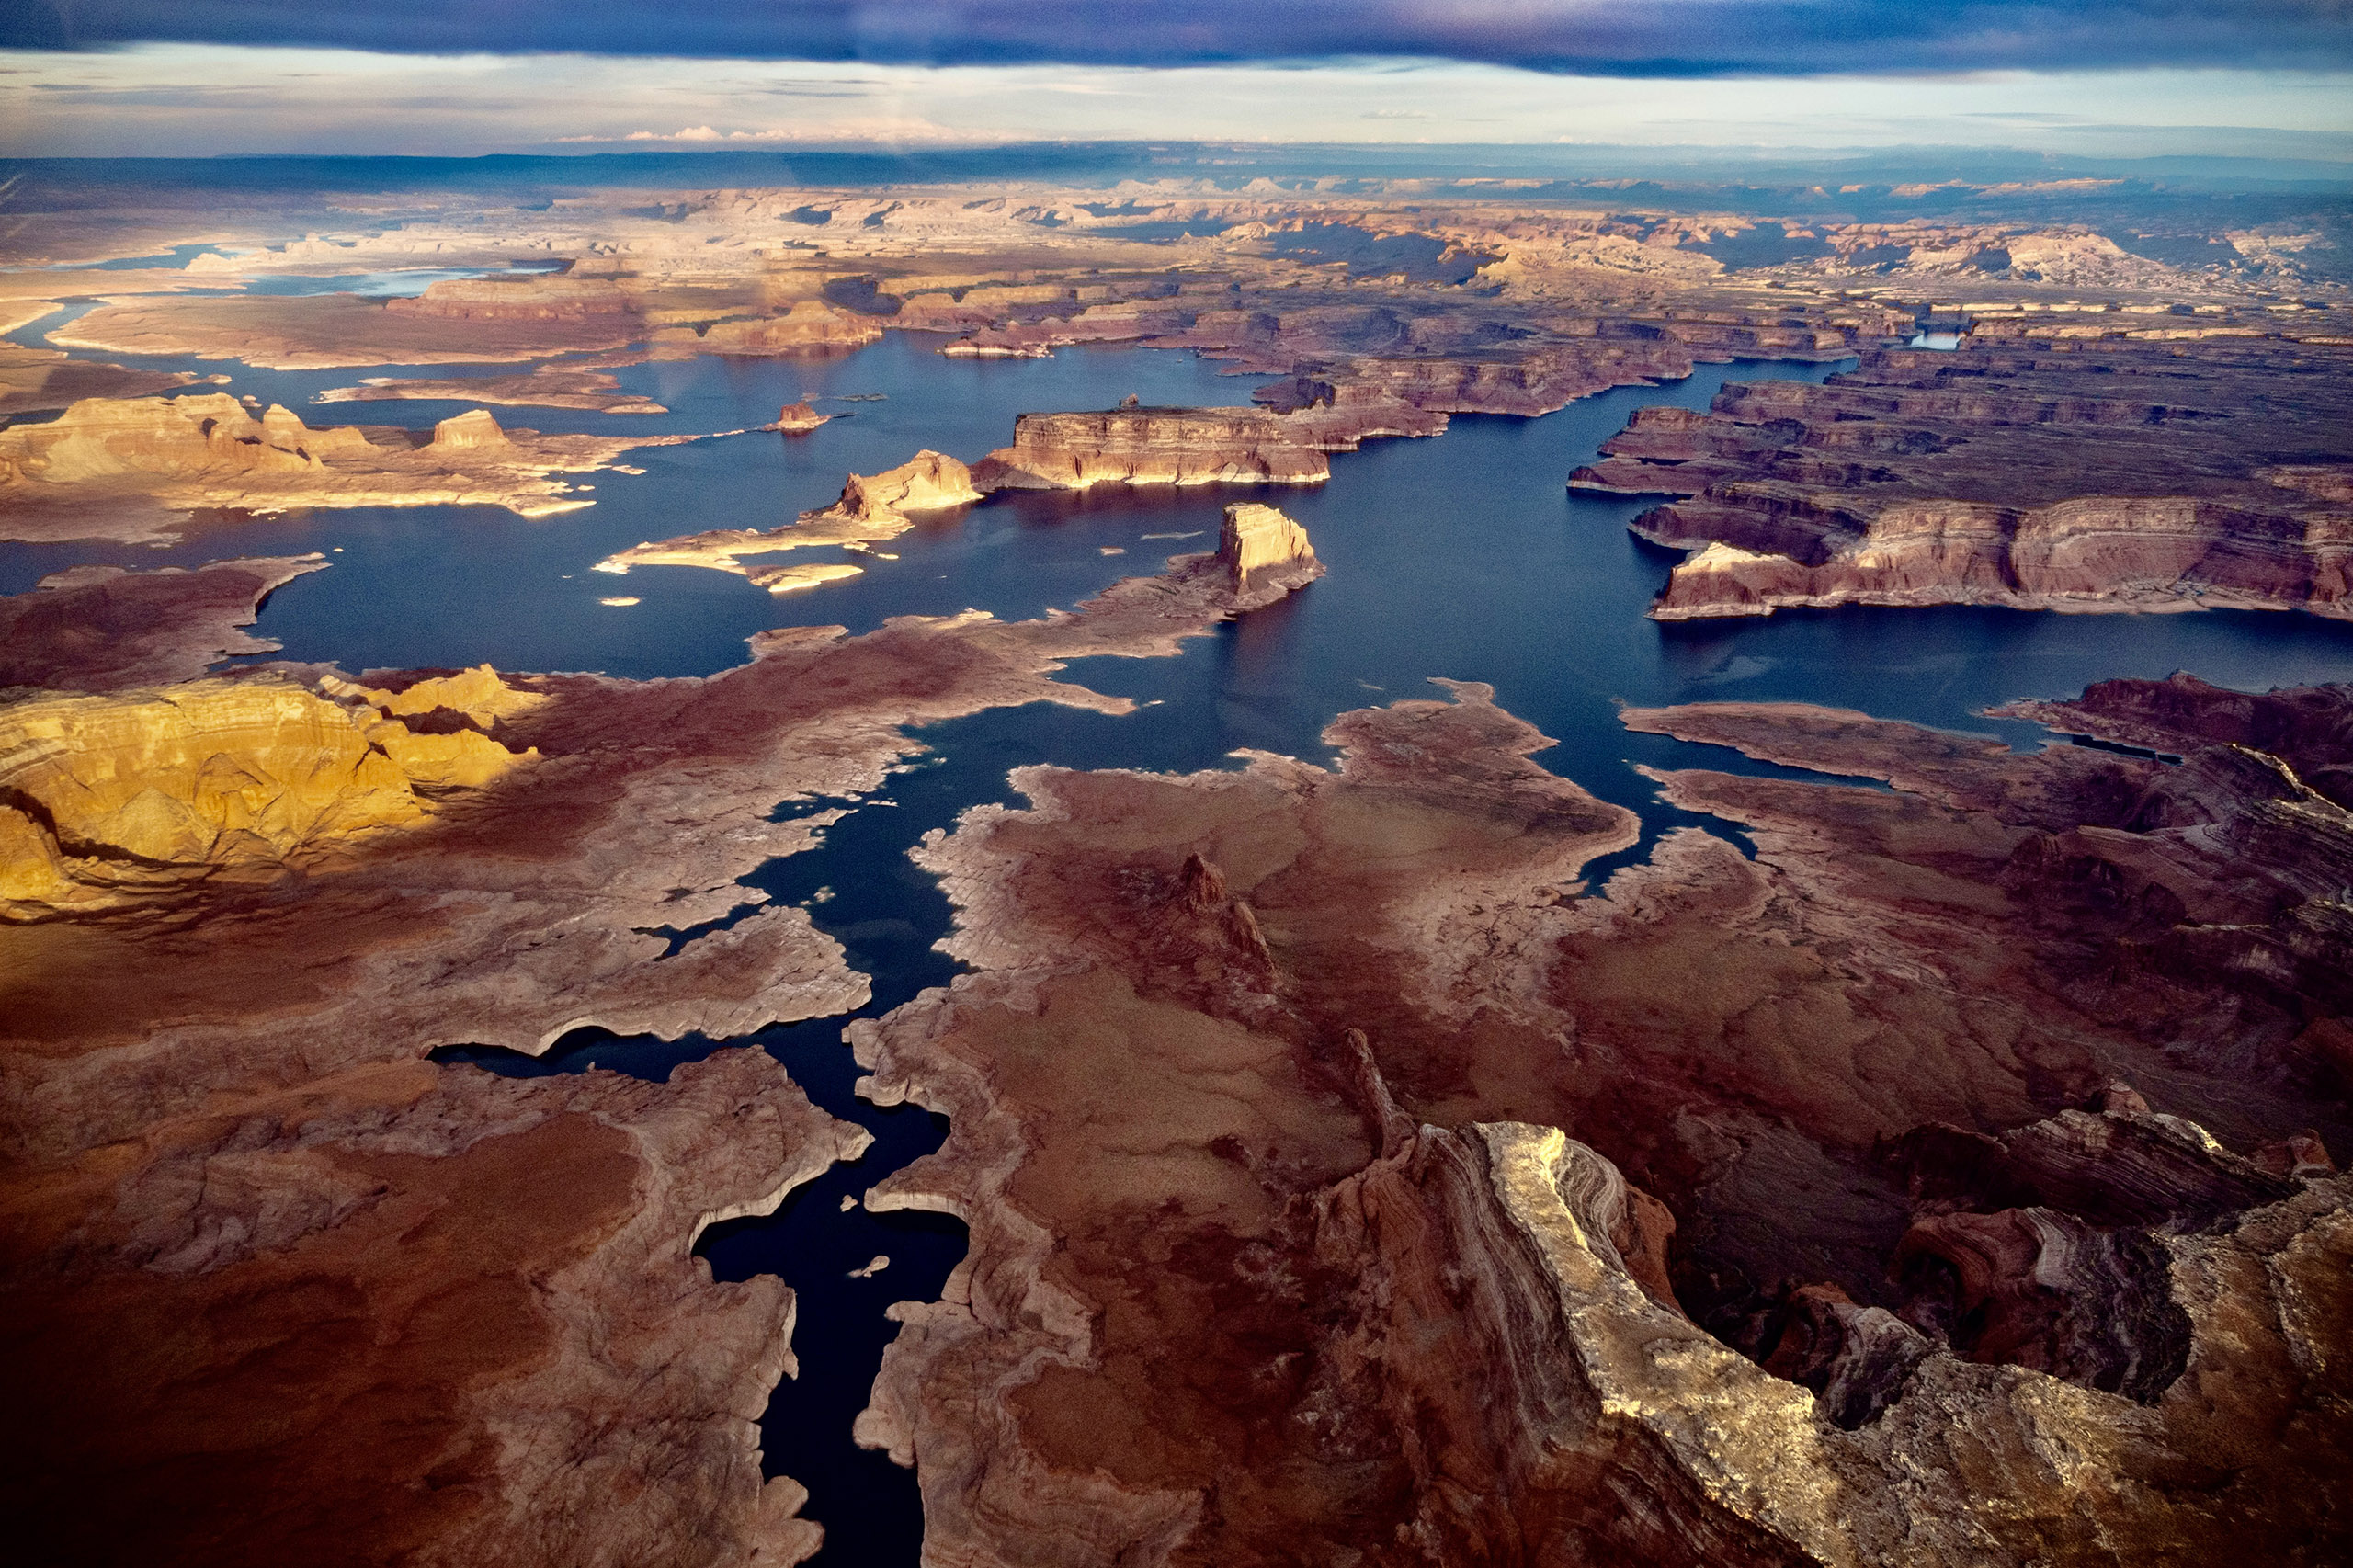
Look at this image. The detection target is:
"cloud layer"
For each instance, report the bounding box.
[5,0,2349,75]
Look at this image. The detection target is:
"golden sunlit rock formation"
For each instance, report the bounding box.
[0,393,723,544]
[1217,501,1321,597]
[0,673,538,917]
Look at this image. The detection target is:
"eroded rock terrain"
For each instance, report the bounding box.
[0,528,1327,1566]
[4,164,2350,1565]
[852,678,2353,1564]
[1571,338,2353,619]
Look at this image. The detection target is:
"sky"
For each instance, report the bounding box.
[1,2,2348,162]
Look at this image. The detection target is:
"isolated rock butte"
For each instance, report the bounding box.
[771,399,829,432]
[850,677,2352,1564]
[1566,339,2353,619]
[1217,501,1321,597]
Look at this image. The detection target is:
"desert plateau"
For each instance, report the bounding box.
[3,8,2352,1565]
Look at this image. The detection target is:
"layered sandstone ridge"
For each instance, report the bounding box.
[0,670,539,917]
[850,676,2352,1563]
[0,393,717,544]
[1567,340,2353,619]
[971,407,1331,491]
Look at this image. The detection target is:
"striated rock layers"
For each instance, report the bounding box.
[0,671,540,918]
[0,555,325,692]
[972,407,1331,491]
[0,393,712,544]
[597,449,980,593]
[851,676,2351,1564]
[1566,339,2353,619]
[0,542,1323,1567]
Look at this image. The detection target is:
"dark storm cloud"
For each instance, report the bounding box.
[2,0,2346,74]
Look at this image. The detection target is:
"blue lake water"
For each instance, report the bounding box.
[14,325,2353,1562]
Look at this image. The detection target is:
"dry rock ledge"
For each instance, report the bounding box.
[0,393,730,545]
[0,528,1324,1567]
[0,554,325,692]
[851,677,2351,1564]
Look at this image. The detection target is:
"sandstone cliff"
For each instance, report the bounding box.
[972,407,1330,491]
[1570,340,2353,619]
[0,672,539,917]
[1216,501,1322,600]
